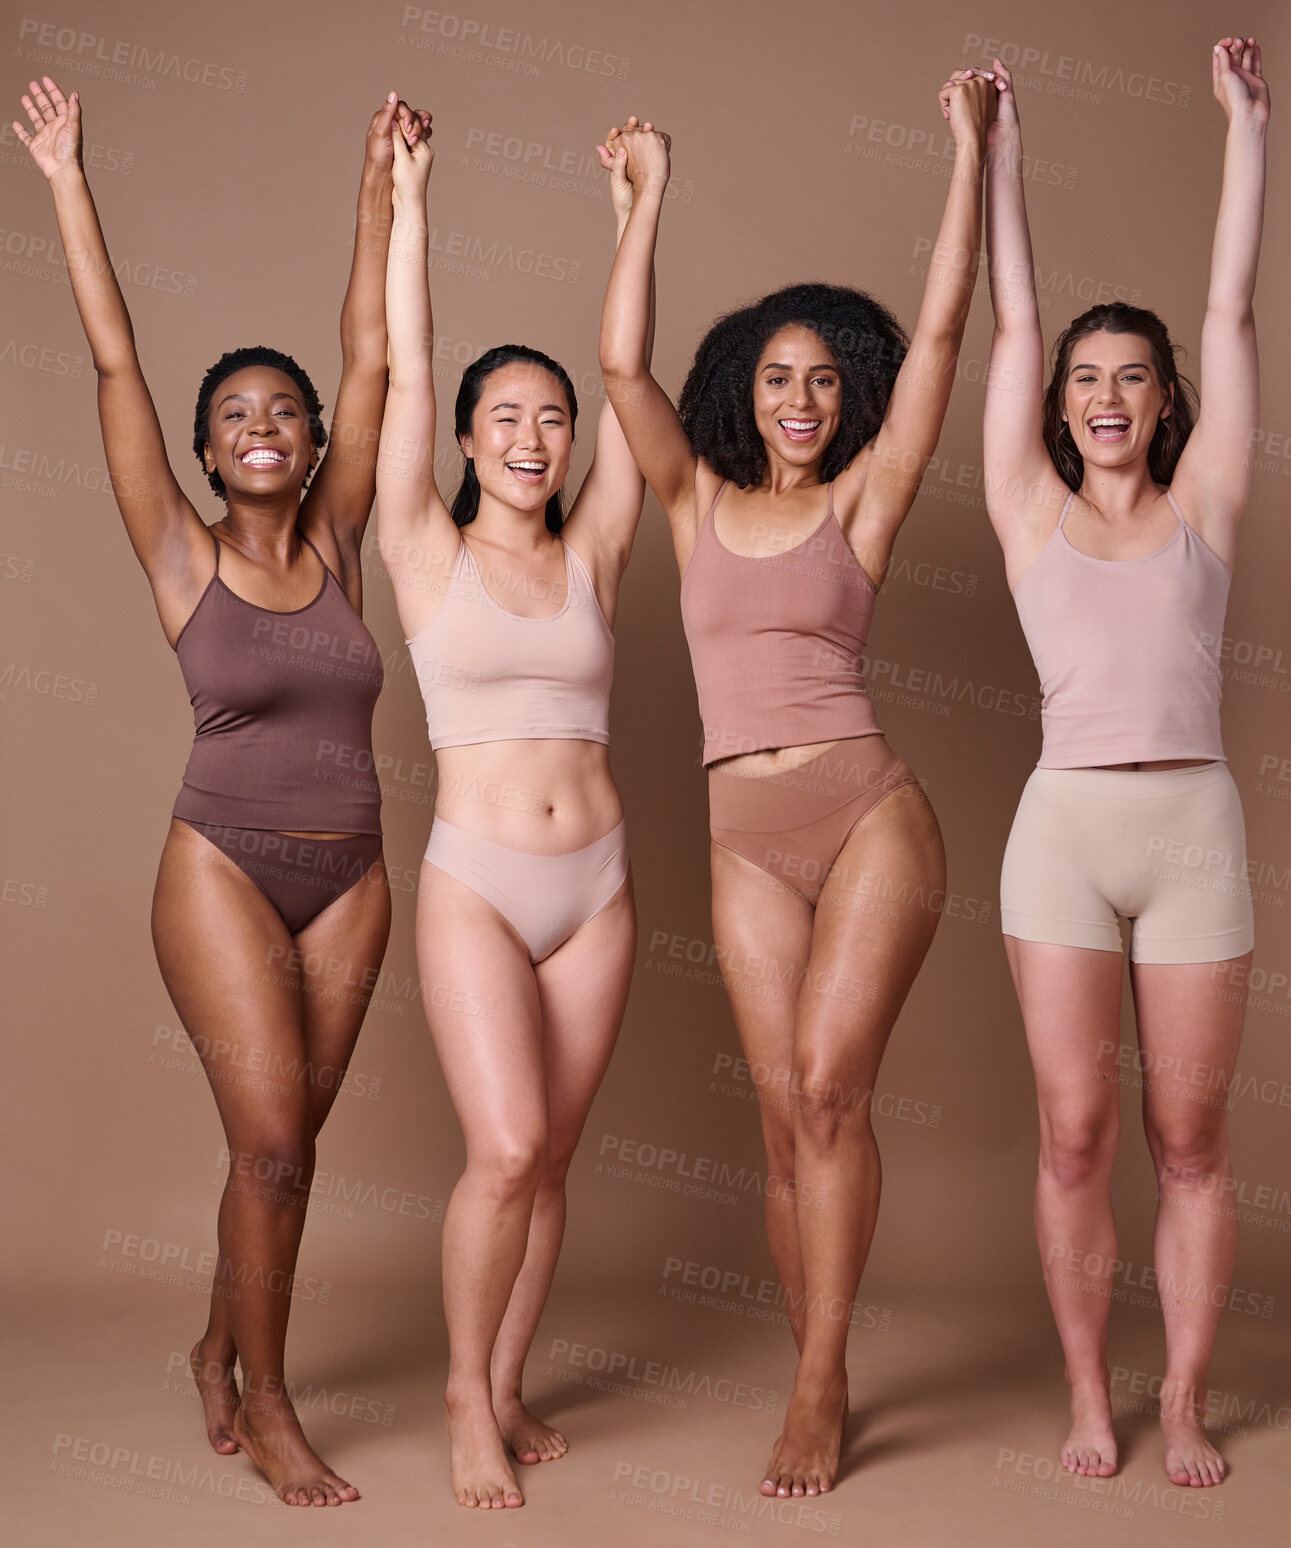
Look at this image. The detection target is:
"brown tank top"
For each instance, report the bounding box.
[679,481,881,765]
[171,533,383,833]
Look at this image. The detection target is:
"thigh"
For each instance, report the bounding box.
[152,819,309,1141]
[710,841,815,1117]
[416,859,546,1157]
[292,853,392,1128]
[534,871,636,1153]
[1006,936,1125,1134]
[1132,954,1249,1151]
[795,783,945,1090]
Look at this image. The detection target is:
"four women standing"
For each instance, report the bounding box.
[14,31,1269,1513]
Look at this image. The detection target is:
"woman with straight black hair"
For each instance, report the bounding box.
[376,113,655,1509]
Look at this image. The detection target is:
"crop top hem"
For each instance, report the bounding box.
[431,729,611,752]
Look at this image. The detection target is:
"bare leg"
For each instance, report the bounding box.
[153,819,389,1505]
[1006,936,1124,1477]
[763,784,944,1497]
[417,861,548,1509]
[710,850,816,1351]
[489,876,636,1462]
[190,851,390,1456]
[1134,954,1248,1487]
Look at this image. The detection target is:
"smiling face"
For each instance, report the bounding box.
[459,363,573,515]
[204,365,317,497]
[751,326,843,470]
[1061,331,1172,470]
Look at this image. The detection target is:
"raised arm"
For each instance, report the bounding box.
[300,94,428,575]
[374,108,458,635]
[839,69,996,570]
[981,61,1069,572]
[562,117,657,584]
[13,77,210,638]
[598,125,701,567]
[1170,37,1268,560]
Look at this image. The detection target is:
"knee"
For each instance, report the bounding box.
[1039,1118,1114,1192]
[470,1136,547,1203]
[224,1133,315,1202]
[1146,1119,1229,1191]
[789,1061,870,1149]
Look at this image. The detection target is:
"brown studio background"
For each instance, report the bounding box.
[3,0,1289,1542]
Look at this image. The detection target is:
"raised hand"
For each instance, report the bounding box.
[366,92,432,176]
[1213,36,1269,123]
[939,67,999,149]
[597,116,671,208]
[13,75,81,181]
[985,58,1019,144]
[390,102,433,198]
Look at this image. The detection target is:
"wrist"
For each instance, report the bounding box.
[48,162,87,192]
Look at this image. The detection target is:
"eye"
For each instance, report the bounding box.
[1121,374,1144,383]
[812,375,836,388]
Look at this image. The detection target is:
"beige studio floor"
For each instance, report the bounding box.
[9,1271,1289,1548]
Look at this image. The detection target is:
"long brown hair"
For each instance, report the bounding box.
[1042,303,1198,491]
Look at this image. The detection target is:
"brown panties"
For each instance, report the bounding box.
[181,821,382,935]
[708,735,920,906]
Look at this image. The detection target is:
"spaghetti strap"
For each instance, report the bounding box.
[1057,491,1075,527]
[1164,488,1187,528]
[827,481,836,520]
[298,530,340,587]
[700,480,729,530]
[210,531,222,574]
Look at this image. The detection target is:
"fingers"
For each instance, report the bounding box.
[11,120,33,149]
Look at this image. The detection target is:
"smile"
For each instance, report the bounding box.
[506,460,547,483]
[779,419,821,442]
[1087,416,1131,443]
[238,448,288,468]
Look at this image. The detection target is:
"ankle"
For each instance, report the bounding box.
[445,1380,494,1416]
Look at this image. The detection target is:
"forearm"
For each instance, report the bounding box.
[913,140,983,347]
[985,131,1041,335]
[601,190,662,378]
[48,168,139,375]
[1207,111,1266,317]
[385,191,432,383]
[341,166,395,365]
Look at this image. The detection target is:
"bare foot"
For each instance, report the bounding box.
[1161,1387,1225,1486]
[232,1402,359,1506]
[189,1339,239,1455]
[1060,1383,1118,1478]
[446,1394,524,1507]
[493,1394,568,1464]
[760,1367,847,1497]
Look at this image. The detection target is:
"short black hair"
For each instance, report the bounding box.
[679,282,908,487]
[193,345,326,498]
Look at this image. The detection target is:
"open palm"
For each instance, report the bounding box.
[12,76,81,181]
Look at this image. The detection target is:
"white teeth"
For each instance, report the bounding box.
[507,461,546,471]
[1088,417,1129,428]
[780,420,820,431]
[240,449,286,464]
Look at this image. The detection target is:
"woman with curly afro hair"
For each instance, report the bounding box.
[600,70,999,1498]
[983,45,1266,1490]
[14,75,432,1506]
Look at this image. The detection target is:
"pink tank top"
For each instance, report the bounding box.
[1012,490,1230,768]
[407,535,613,751]
[680,481,881,765]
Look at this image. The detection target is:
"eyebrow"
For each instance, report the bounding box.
[488,401,567,413]
[1069,361,1151,373]
[761,361,838,373]
[215,391,300,409]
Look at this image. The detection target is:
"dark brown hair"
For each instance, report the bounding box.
[1042,303,1197,491]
